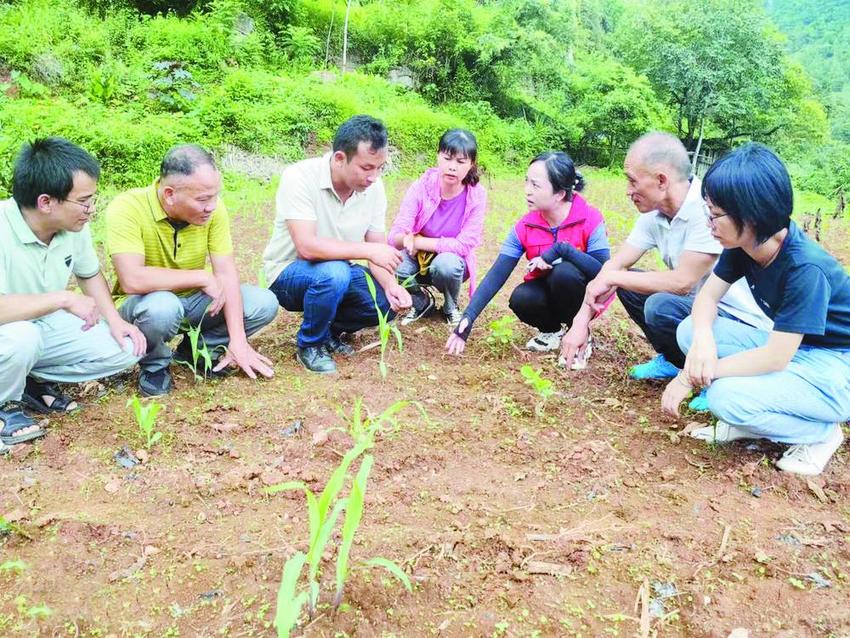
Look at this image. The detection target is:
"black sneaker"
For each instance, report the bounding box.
[139,368,173,397]
[296,345,337,374]
[400,287,436,326]
[324,335,355,357]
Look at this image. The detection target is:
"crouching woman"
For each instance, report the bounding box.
[662,143,850,476]
[445,151,609,365]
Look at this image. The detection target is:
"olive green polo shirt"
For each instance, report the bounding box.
[105,182,233,305]
[262,153,387,285]
[0,198,100,295]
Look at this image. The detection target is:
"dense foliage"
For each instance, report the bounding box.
[0,0,846,198]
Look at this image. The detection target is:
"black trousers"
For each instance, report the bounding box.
[508,262,587,333]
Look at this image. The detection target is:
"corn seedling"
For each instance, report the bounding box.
[179,316,214,380]
[264,440,371,618]
[364,271,403,378]
[339,397,417,446]
[127,395,164,449]
[520,365,555,415]
[273,552,309,638]
[334,454,412,608]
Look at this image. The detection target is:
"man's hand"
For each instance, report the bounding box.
[584,274,617,312]
[202,272,227,316]
[527,256,552,273]
[63,291,101,330]
[369,243,404,273]
[445,318,469,355]
[684,335,718,387]
[403,232,416,256]
[385,283,412,313]
[215,340,274,379]
[108,317,147,357]
[559,323,589,369]
[661,372,693,417]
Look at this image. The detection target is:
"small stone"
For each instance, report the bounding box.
[750,486,762,498]
[312,429,329,446]
[135,449,149,464]
[104,479,121,494]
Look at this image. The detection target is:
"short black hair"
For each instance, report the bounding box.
[438,128,481,186]
[332,115,388,161]
[530,151,585,202]
[702,143,792,244]
[12,137,100,209]
[160,144,217,179]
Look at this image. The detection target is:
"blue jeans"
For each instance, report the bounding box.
[119,284,279,373]
[677,316,850,444]
[270,260,393,348]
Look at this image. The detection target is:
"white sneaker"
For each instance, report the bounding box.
[399,288,435,326]
[689,420,756,443]
[558,337,593,371]
[525,328,564,352]
[775,424,844,476]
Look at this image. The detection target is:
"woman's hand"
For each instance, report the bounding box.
[527,256,551,273]
[661,372,693,417]
[445,318,469,355]
[403,232,416,256]
[685,334,718,387]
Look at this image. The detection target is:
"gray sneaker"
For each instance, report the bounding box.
[296,345,337,374]
[139,368,173,397]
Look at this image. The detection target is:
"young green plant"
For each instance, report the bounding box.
[486,315,517,357]
[333,453,411,608]
[364,271,403,378]
[264,441,371,618]
[520,364,555,415]
[179,315,214,380]
[127,395,164,449]
[273,552,309,638]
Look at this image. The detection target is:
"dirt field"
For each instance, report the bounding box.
[1,175,849,638]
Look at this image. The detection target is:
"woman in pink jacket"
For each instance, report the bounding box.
[388,129,487,327]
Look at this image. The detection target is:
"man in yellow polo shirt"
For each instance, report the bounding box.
[106,144,278,397]
[0,138,144,453]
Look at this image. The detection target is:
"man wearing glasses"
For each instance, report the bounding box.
[263,115,412,374]
[0,138,144,453]
[105,144,279,397]
[559,132,770,399]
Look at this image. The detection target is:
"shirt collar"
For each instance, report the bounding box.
[319,153,335,192]
[147,180,170,222]
[655,176,702,225]
[5,198,50,246]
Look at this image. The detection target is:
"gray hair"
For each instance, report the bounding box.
[160,144,217,179]
[628,132,691,181]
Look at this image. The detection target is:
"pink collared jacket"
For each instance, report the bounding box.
[388,168,487,297]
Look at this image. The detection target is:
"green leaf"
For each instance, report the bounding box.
[364,557,412,592]
[264,480,310,496]
[274,552,307,638]
[0,560,28,573]
[335,455,374,606]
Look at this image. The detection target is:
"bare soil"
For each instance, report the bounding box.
[2,178,849,638]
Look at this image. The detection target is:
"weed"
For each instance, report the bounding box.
[486,315,517,357]
[520,365,555,415]
[0,560,28,574]
[364,272,403,378]
[127,395,164,449]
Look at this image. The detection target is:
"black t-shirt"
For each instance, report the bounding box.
[714,222,850,348]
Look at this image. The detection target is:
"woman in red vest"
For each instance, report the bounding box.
[445,151,610,368]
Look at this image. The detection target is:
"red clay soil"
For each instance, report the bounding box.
[1,179,849,638]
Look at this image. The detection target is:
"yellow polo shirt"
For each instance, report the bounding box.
[105,182,233,305]
[0,198,100,295]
